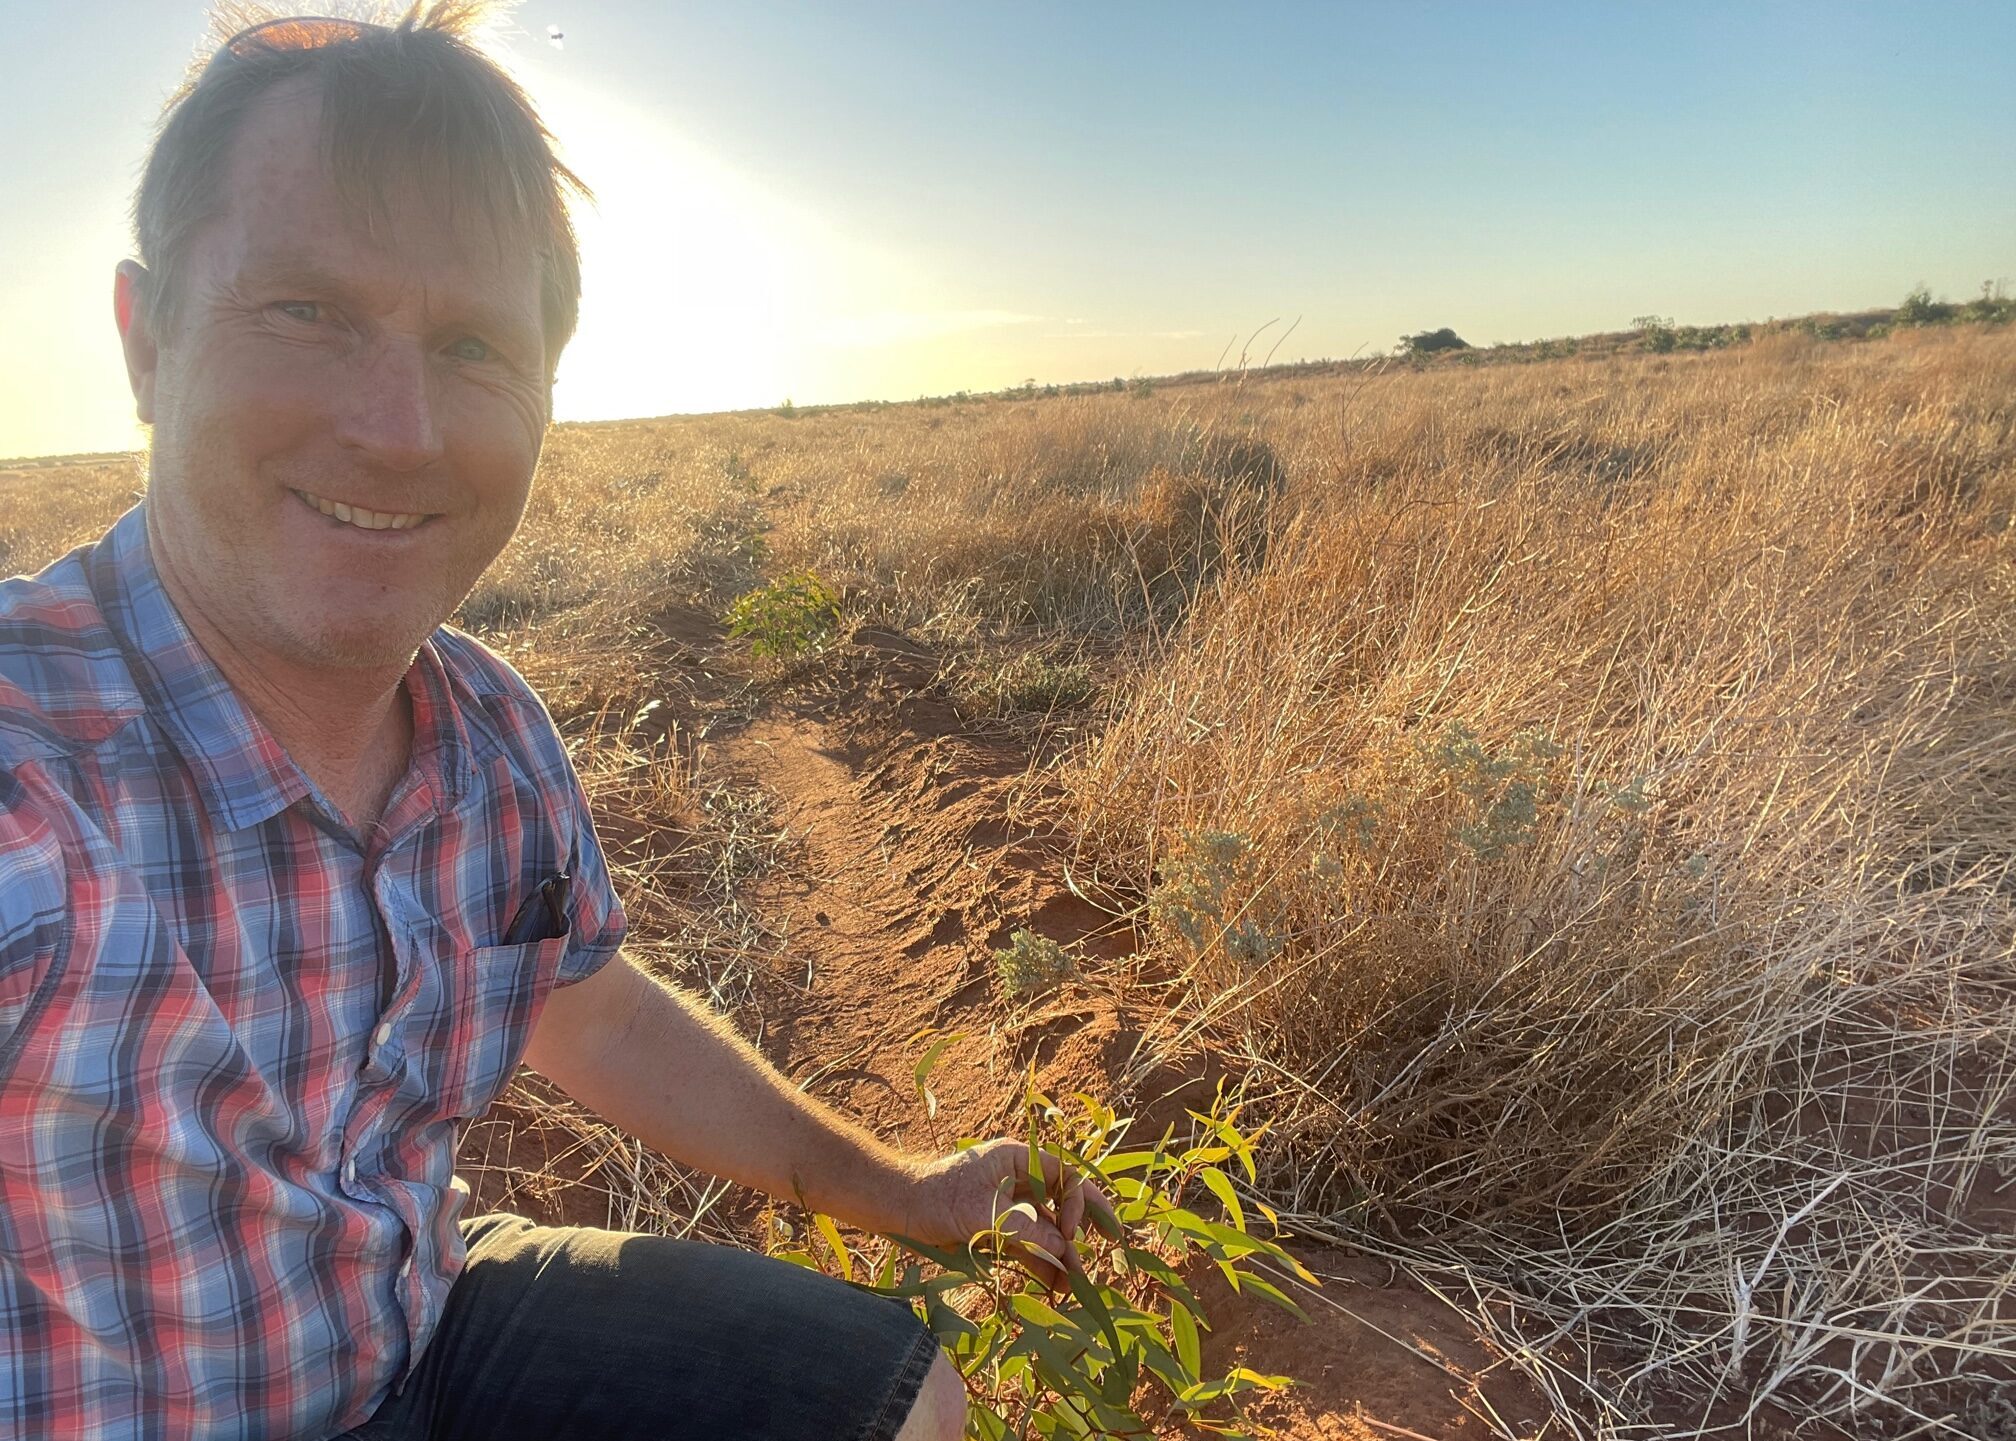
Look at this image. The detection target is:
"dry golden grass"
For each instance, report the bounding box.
[6,323,2011,1437]
[1056,329,2016,1435]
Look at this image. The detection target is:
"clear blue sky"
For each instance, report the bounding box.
[2,0,2011,459]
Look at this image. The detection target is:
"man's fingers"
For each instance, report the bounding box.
[1024,1147,1123,1262]
[997,1201,1071,1291]
[1057,1176,1088,1271]
[959,1141,1125,1278]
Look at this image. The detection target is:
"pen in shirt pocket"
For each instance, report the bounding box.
[500,869,572,945]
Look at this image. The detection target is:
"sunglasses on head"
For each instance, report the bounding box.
[209,15,389,70]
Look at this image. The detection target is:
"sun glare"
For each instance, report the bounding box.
[524,74,829,420]
[518,43,1053,420]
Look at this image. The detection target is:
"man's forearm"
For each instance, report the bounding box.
[523,955,922,1233]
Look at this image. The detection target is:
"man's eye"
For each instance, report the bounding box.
[275,301,320,322]
[448,336,495,363]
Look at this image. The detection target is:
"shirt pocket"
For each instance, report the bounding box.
[432,932,572,1121]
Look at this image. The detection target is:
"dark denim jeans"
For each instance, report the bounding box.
[339,1214,938,1441]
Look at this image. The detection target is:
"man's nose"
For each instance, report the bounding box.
[332,338,446,473]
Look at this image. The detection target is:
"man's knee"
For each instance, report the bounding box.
[893,1350,965,1441]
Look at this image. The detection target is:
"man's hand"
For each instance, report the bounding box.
[899,1139,1119,1291]
[530,959,1119,1282]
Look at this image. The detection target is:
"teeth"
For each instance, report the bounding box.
[297,490,427,532]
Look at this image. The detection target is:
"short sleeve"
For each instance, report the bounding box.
[554,754,626,987]
[0,765,73,1074]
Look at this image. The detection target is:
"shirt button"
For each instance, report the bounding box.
[342,1158,357,1187]
[374,1022,393,1047]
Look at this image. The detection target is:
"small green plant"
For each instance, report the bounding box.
[784,1084,1313,1439]
[1591,774,1652,815]
[1304,795,1381,884]
[1312,795,1380,850]
[993,929,1074,999]
[1149,831,1285,968]
[1424,722,1564,858]
[963,652,1095,717]
[724,570,841,660]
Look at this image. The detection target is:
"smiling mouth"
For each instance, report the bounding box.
[292,488,433,532]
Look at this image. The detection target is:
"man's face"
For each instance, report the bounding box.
[130,78,550,673]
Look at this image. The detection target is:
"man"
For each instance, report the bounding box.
[0,6,1105,1437]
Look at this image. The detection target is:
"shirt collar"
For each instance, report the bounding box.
[391,629,478,825]
[91,502,474,835]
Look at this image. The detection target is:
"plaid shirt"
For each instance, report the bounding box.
[0,504,626,1439]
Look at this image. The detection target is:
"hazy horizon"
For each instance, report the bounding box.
[0,284,1984,467]
[3,0,2011,461]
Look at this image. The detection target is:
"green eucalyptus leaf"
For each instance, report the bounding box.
[1008,1291,1078,1334]
[1065,1269,1126,1369]
[1200,1166,1245,1230]
[1177,1366,1288,1406]
[1087,1148,1160,1177]
[1134,1328,1192,1393]
[1118,1246,1201,1311]
[1232,1271,1310,1322]
[1167,1211,1267,1259]
[813,1213,854,1281]
[1099,1348,1140,1409]
[926,1293,980,1343]
[1170,1298,1203,1380]
[912,1030,965,1120]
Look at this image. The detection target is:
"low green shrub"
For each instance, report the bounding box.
[1423,721,1565,858]
[1148,830,1285,969]
[993,930,1075,998]
[784,1085,1313,1439]
[725,570,841,659]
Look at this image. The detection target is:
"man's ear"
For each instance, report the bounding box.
[114,261,160,426]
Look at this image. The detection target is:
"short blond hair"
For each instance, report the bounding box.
[133,2,591,376]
